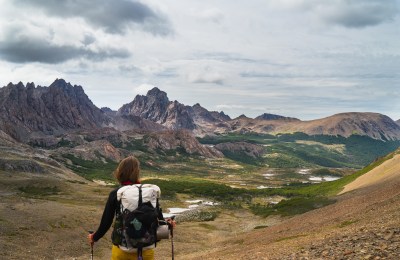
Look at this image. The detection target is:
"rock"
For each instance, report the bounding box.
[116,87,231,134]
[0,79,107,141]
[144,130,223,158]
[0,158,45,173]
[215,141,265,159]
[384,231,394,240]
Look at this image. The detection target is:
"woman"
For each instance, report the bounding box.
[88,156,173,260]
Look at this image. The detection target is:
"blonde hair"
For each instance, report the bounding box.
[113,156,140,183]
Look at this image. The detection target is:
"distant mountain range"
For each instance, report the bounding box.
[1,79,400,142]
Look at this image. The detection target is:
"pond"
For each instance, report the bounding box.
[164,199,219,218]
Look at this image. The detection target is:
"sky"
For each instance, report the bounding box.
[0,0,399,121]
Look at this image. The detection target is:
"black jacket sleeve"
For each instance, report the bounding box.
[93,188,119,242]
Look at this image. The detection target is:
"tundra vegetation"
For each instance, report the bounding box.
[58,132,400,218]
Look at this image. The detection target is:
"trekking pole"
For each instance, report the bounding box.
[171,226,174,260]
[168,216,175,260]
[88,231,94,260]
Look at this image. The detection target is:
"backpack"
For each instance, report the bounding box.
[115,184,161,253]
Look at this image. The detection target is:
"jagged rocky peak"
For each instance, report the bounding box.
[49,78,86,96]
[147,87,168,99]
[138,87,169,110]
[192,103,231,121]
[0,79,107,141]
[235,114,250,120]
[117,87,196,130]
[101,107,114,113]
[101,107,116,116]
[118,87,169,117]
[216,111,231,121]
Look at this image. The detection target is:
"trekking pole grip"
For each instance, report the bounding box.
[88,231,94,260]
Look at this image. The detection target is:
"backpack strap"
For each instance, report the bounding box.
[136,185,144,260]
[136,184,143,206]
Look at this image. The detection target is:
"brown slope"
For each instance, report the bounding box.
[285,112,400,140]
[184,150,400,259]
[228,112,400,140]
[339,153,400,194]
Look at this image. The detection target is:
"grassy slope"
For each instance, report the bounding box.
[199,132,400,168]
[56,132,400,219]
[250,149,399,216]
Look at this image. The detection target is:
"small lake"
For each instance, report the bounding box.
[164,199,219,218]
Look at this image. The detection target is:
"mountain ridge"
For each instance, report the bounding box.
[1,79,400,141]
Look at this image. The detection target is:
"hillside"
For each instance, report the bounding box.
[1,110,399,260]
[183,149,400,259]
[340,152,400,194]
[227,112,400,141]
[2,145,398,259]
[0,79,399,187]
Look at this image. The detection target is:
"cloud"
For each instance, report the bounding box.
[187,66,224,85]
[155,68,179,78]
[216,104,246,110]
[272,0,399,28]
[198,8,224,24]
[321,0,399,28]
[14,0,173,35]
[134,84,155,95]
[82,34,96,46]
[0,34,130,64]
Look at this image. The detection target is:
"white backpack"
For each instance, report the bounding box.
[116,184,162,253]
[117,184,161,210]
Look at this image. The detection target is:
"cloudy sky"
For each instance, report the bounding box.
[0,0,399,121]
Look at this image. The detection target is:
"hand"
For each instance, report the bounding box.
[166,218,176,229]
[88,232,95,245]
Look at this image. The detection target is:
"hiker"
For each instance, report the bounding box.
[88,156,175,260]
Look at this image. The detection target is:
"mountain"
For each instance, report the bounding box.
[117,87,196,129]
[397,119,400,126]
[255,113,299,121]
[1,79,399,142]
[283,112,400,141]
[115,87,400,140]
[116,87,231,135]
[226,112,400,141]
[296,113,400,140]
[0,79,107,141]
